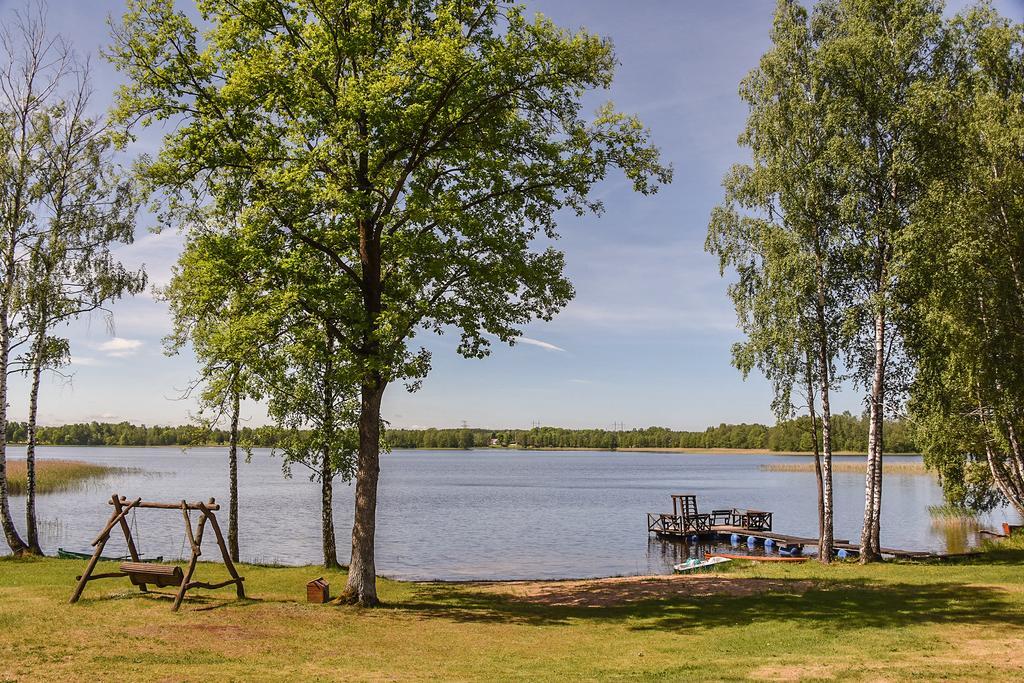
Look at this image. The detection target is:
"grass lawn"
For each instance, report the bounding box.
[2,539,1024,681]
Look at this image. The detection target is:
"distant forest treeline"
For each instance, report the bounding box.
[5,411,917,452]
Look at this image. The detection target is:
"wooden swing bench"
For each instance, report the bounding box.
[69,493,246,611]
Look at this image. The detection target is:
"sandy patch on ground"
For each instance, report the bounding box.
[747,663,838,681]
[475,574,814,607]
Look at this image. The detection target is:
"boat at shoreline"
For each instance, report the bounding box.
[708,553,808,563]
[57,547,164,563]
[673,556,732,573]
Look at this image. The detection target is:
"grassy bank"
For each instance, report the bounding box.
[5,459,122,496]
[2,539,1023,681]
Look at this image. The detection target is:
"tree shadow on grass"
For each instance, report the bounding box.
[952,543,1024,565]
[92,588,261,612]
[394,579,1024,632]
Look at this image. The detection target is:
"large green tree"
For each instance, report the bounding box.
[109,0,669,604]
[904,6,1024,518]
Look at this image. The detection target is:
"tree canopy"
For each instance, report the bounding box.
[110,0,671,604]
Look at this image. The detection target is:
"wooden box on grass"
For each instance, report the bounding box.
[307,577,330,603]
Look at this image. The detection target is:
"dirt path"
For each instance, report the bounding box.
[473,574,815,607]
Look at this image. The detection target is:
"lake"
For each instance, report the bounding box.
[3,446,1017,580]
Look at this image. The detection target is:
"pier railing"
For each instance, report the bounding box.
[647,512,711,535]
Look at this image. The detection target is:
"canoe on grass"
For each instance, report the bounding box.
[708,553,808,563]
[57,547,164,563]
[673,556,732,573]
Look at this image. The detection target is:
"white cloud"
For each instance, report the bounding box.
[69,356,102,367]
[85,413,121,421]
[568,378,596,385]
[516,336,566,353]
[96,337,144,357]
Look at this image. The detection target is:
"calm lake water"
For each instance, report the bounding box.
[4,446,1018,580]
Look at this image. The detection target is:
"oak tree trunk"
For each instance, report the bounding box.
[344,379,384,606]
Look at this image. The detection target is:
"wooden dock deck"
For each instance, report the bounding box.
[653,524,951,560]
[648,494,953,561]
[652,523,849,550]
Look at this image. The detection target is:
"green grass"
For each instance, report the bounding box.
[2,537,1024,680]
[5,459,123,496]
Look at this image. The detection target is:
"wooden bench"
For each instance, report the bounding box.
[120,562,184,588]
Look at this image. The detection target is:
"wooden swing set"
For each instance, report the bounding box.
[69,493,246,611]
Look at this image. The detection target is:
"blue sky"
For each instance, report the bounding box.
[5,0,1023,430]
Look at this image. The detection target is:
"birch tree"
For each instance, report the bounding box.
[165,251,259,564]
[17,68,143,555]
[812,0,948,560]
[708,0,846,562]
[167,226,358,569]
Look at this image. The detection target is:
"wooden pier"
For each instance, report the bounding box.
[648,493,960,560]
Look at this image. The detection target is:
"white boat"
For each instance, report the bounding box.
[672,556,733,574]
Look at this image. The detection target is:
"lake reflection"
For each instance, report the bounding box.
[3,446,1018,580]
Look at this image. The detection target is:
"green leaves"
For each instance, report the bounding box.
[114,0,669,387]
[708,0,844,422]
[902,7,1024,514]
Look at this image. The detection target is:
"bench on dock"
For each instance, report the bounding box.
[647,494,712,535]
[648,495,776,538]
[730,508,773,532]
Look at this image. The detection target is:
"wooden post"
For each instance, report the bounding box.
[111,494,147,593]
[90,495,142,546]
[69,518,113,603]
[198,499,246,599]
[69,493,134,604]
[172,501,209,612]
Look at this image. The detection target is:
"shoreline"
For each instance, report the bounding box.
[11,443,922,456]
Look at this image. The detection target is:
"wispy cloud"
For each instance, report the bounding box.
[517,336,566,352]
[69,356,102,367]
[96,337,143,358]
[568,378,596,385]
[85,412,121,421]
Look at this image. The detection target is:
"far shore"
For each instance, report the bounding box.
[14,443,921,456]
[487,446,921,456]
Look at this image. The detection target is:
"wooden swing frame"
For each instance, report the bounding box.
[69,493,246,611]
